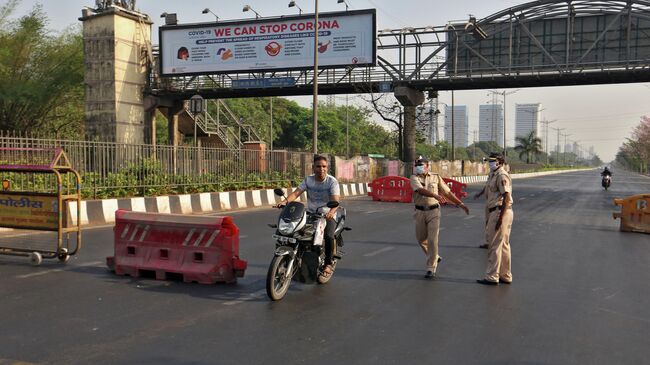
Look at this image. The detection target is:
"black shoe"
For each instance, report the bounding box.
[479,244,488,249]
[499,279,512,284]
[424,270,435,279]
[476,279,498,286]
[437,256,442,263]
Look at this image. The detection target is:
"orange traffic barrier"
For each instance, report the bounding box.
[613,194,650,233]
[368,176,412,203]
[107,210,247,284]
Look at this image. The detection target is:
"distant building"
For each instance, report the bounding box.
[479,104,504,147]
[515,103,542,139]
[444,105,468,148]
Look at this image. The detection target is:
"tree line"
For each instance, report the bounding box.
[616,116,650,173]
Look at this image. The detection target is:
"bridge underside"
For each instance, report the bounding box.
[152,68,650,100]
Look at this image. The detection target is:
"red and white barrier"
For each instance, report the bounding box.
[107,210,247,284]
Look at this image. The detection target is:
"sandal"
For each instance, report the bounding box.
[320,265,334,278]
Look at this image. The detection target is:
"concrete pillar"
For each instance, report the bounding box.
[394,86,425,164]
[165,104,184,146]
[80,7,153,143]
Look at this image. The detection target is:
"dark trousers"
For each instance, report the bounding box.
[324,218,336,265]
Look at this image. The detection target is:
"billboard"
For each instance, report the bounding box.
[159,9,376,76]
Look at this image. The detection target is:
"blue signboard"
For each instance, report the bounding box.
[232,77,297,89]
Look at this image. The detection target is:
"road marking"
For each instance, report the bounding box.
[519,197,527,201]
[364,246,395,257]
[463,215,475,220]
[364,210,384,214]
[16,260,104,279]
[223,289,266,306]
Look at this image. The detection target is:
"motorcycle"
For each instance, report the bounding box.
[266,188,350,301]
[602,175,611,190]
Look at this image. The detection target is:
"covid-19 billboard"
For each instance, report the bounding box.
[159,9,376,76]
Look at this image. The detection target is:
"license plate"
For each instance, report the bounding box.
[272,234,296,244]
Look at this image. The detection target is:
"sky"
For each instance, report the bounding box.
[9,0,650,162]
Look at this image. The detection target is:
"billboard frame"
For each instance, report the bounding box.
[159,9,377,77]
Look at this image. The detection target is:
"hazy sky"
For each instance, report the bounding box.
[10,0,650,161]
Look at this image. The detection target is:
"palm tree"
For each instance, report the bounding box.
[514,131,543,164]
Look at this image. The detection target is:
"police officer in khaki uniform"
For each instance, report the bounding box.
[410,156,469,279]
[474,168,496,249]
[477,152,514,285]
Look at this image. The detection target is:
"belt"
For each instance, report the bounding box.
[488,205,510,213]
[415,204,439,211]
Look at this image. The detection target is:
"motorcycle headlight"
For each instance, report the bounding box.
[278,220,297,235]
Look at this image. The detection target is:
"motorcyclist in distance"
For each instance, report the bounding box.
[601,166,612,177]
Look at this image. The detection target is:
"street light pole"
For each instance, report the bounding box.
[346,94,350,158]
[540,119,556,165]
[563,132,571,166]
[312,0,319,154]
[451,90,455,161]
[270,97,273,151]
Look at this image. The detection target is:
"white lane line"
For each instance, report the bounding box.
[519,197,527,201]
[16,260,103,279]
[364,210,385,214]
[223,289,267,306]
[463,215,475,220]
[239,235,249,239]
[364,246,395,257]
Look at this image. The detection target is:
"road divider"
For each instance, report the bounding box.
[107,210,247,284]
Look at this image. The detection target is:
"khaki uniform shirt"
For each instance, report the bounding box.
[486,167,513,209]
[410,172,451,206]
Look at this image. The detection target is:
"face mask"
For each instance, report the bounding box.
[415,165,425,174]
[489,161,499,171]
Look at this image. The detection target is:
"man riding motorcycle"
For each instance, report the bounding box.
[276,154,340,280]
[601,167,612,177]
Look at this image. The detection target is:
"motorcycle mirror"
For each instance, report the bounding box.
[273,188,285,197]
[326,201,340,209]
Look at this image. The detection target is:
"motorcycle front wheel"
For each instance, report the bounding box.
[266,255,293,301]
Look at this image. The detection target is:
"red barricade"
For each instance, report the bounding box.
[368,176,468,205]
[438,178,468,205]
[106,210,247,284]
[368,176,412,203]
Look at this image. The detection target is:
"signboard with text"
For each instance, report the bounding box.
[0,193,59,230]
[160,9,376,76]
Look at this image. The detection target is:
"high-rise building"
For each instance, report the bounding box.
[515,103,542,139]
[444,105,468,148]
[479,104,504,147]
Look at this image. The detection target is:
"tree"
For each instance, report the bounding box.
[514,131,543,164]
[616,116,650,173]
[0,1,85,136]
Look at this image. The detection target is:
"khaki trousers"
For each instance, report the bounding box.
[484,208,513,282]
[414,209,441,272]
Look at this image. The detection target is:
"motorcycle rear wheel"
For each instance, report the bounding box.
[266,255,293,301]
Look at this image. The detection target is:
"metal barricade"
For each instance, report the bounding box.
[0,148,82,265]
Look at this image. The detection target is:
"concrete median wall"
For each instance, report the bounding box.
[0,169,588,232]
[64,182,371,227]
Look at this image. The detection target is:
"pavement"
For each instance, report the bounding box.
[0,170,648,365]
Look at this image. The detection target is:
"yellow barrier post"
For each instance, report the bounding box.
[613,194,650,234]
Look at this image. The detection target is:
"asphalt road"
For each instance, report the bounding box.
[0,170,648,365]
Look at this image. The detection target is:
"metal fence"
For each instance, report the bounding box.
[0,131,314,198]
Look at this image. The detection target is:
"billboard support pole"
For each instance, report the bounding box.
[312,0,319,154]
